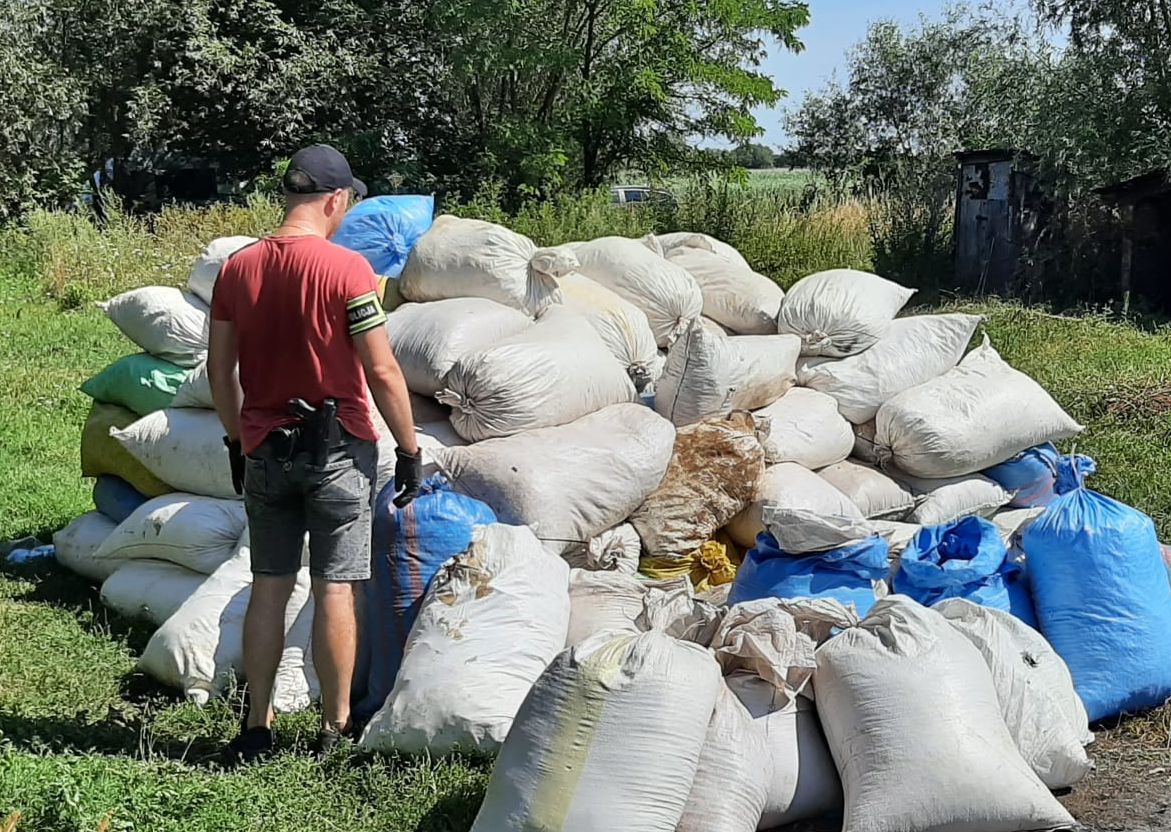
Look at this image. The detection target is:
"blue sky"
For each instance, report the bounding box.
[752,0,952,148]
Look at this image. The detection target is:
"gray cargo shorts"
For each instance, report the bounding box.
[244,433,378,582]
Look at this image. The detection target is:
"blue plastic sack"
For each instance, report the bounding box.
[984,444,1096,508]
[352,475,495,723]
[333,195,434,277]
[894,516,1037,627]
[728,531,889,617]
[92,475,149,524]
[1023,487,1171,721]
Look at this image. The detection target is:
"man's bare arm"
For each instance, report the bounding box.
[353,325,418,455]
[208,318,244,442]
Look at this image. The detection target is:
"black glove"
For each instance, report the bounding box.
[393,447,424,508]
[224,436,245,496]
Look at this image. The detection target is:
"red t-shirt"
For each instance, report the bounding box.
[211,235,387,455]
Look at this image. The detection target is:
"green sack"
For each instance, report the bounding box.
[80,353,190,416]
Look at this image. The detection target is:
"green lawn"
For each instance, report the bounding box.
[0,269,488,832]
[3,259,1171,829]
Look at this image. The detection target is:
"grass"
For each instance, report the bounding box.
[3,195,1171,830]
[0,256,489,831]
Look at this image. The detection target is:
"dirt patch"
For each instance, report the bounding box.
[1061,705,1171,832]
[1101,383,1171,422]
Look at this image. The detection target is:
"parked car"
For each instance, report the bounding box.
[611,185,676,208]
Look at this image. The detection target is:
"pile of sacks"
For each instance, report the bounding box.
[51,202,1171,831]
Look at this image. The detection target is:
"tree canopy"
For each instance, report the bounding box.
[0,0,810,216]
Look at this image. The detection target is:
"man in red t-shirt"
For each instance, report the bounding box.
[208,144,422,764]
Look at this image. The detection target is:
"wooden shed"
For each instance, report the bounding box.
[953,149,1040,294]
[1096,169,1171,314]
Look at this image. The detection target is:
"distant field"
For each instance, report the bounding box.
[744,167,817,192]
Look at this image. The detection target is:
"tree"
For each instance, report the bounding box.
[730,143,776,169]
[787,9,1051,287]
[0,2,89,217]
[0,0,811,213]
[426,0,810,195]
[1031,0,1171,181]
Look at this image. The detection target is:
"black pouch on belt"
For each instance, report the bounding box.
[287,398,341,467]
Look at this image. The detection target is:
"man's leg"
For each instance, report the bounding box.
[228,448,306,763]
[306,437,376,740]
[312,578,359,731]
[243,574,298,729]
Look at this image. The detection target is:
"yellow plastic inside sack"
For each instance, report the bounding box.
[640,540,739,593]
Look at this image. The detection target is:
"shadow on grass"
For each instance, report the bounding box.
[2,560,156,656]
[413,784,485,832]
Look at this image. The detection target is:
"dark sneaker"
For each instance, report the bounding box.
[223,726,274,768]
[315,724,353,757]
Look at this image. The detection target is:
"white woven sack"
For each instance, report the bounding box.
[101,287,209,368]
[138,535,318,711]
[434,403,674,555]
[170,360,233,409]
[762,507,877,556]
[53,511,118,582]
[367,393,464,490]
[557,271,659,389]
[754,387,853,469]
[818,459,915,520]
[658,231,751,267]
[701,317,731,337]
[851,420,879,464]
[399,215,574,316]
[360,524,570,756]
[655,317,801,426]
[875,337,1084,477]
[100,559,207,626]
[438,306,637,441]
[566,571,692,647]
[187,236,257,306]
[563,523,641,573]
[935,599,1092,789]
[680,599,842,832]
[662,236,784,336]
[797,313,981,423]
[470,629,723,832]
[91,493,246,575]
[572,235,704,347]
[387,298,532,396]
[111,408,235,499]
[727,462,862,549]
[777,270,914,358]
[889,470,1012,526]
[814,596,1074,832]
[991,507,1045,547]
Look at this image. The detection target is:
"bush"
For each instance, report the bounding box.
[668,177,873,287]
[5,194,281,308]
[3,184,877,306]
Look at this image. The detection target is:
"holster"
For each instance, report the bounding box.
[270,398,342,467]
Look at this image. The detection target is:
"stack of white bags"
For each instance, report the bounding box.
[53,212,1097,831]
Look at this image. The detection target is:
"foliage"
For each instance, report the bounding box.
[728,143,777,169]
[423,0,810,197]
[0,0,812,214]
[0,2,89,219]
[6,193,282,309]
